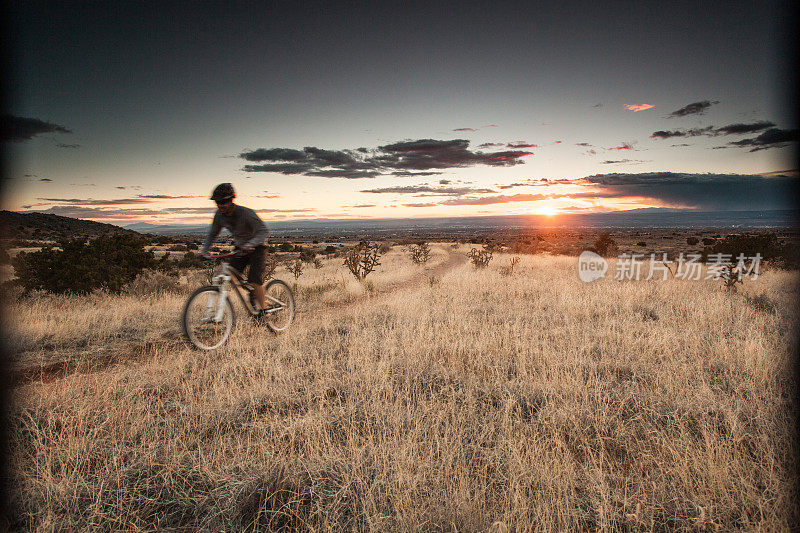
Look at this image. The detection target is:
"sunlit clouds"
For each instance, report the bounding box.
[624,104,654,112]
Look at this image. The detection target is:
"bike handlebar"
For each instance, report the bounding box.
[202,250,243,260]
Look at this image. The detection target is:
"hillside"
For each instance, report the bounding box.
[0,210,135,241]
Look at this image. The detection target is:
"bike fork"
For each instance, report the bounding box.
[214,286,229,322]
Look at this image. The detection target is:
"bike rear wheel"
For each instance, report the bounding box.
[263,279,295,333]
[182,286,235,350]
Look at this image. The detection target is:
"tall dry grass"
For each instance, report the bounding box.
[4,246,798,530]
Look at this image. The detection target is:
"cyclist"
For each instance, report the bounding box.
[200,183,269,313]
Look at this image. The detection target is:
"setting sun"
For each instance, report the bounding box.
[536,206,559,216]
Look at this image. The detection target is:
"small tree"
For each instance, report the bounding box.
[468,247,493,269]
[12,233,155,294]
[264,256,278,280]
[344,240,381,280]
[408,241,431,264]
[285,258,304,280]
[592,233,618,257]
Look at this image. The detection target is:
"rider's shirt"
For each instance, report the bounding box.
[200,204,268,254]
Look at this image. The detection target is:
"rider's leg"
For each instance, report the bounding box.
[253,282,267,310]
[247,245,268,311]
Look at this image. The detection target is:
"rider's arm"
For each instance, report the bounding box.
[200,213,222,254]
[243,208,269,249]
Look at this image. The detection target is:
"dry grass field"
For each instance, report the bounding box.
[2,244,798,531]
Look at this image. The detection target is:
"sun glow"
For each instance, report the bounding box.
[536,206,559,216]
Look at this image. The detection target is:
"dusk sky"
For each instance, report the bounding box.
[2,1,798,225]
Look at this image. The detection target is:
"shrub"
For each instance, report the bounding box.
[687,236,700,246]
[468,247,493,269]
[285,258,304,280]
[0,246,9,265]
[591,233,618,257]
[12,233,156,294]
[746,293,777,315]
[298,248,316,263]
[708,233,782,259]
[176,251,205,269]
[167,244,187,251]
[344,240,381,280]
[408,242,431,264]
[378,242,393,254]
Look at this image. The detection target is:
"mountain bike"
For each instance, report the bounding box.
[182,250,295,350]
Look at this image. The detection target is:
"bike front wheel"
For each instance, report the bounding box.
[182,286,235,350]
[263,279,295,333]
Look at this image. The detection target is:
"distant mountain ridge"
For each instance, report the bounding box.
[0,210,136,240]
[126,209,799,237]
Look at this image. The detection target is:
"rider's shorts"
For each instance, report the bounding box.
[230,245,267,284]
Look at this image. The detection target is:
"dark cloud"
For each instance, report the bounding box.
[409,172,799,210]
[727,128,799,152]
[345,204,376,208]
[39,178,53,182]
[440,193,549,206]
[651,127,714,139]
[306,169,381,178]
[1,114,72,142]
[507,141,538,148]
[582,172,798,210]
[390,171,443,177]
[714,121,775,135]
[593,103,603,108]
[477,143,504,148]
[438,179,451,185]
[136,194,202,199]
[240,139,532,179]
[32,194,200,206]
[22,205,316,220]
[360,185,494,196]
[453,127,477,132]
[601,159,646,164]
[36,197,154,205]
[651,122,773,140]
[666,100,719,118]
[402,202,439,208]
[56,143,81,149]
[575,142,593,147]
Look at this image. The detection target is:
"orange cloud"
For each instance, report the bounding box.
[624,104,654,112]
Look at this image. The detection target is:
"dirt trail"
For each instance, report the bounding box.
[11,245,467,387]
[295,244,467,319]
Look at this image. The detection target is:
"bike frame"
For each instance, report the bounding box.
[206,252,287,321]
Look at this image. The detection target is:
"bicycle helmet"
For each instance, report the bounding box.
[211,183,235,202]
